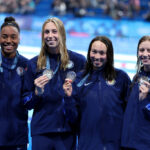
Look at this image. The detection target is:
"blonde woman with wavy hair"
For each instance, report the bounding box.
[37,17,69,71]
[22,17,86,150]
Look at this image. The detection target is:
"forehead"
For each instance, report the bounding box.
[139,40,150,48]
[1,26,19,35]
[44,22,57,30]
[91,40,107,50]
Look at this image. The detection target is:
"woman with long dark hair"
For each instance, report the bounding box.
[63,36,131,150]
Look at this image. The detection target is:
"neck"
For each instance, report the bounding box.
[93,64,105,71]
[48,47,59,54]
[144,65,150,72]
[2,51,16,58]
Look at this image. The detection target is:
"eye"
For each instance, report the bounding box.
[91,49,97,54]
[147,49,150,53]
[139,48,145,52]
[11,35,17,40]
[44,29,49,34]
[52,29,57,34]
[99,51,106,55]
[1,34,7,39]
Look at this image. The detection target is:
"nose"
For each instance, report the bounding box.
[48,31,54,37]
[143,49,149,56]
[6,37,11,43]
[46,32,53,40]
[95,53,101,59]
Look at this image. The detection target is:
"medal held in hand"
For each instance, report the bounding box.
[65,71,76,83]
[43,69,53,80]
[139,76,150,86]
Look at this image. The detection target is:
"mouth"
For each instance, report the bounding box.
[2,45,14,51]
[93,61,101,66]
[1,43,16,52]
[142,59,149,63]
[4,45,13,49]
[46,40,56,45]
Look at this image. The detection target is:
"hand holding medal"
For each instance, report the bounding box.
[63,71,76,97]
[43,69,53,80]
[139,76,150,100]
[138,76,150,86]
[65,71,76,83]
[34,70,52,96]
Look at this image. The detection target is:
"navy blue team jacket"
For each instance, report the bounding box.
[22,50,86,136]
[0,54,28,146]
[122,70,150,150]
[62,67,131,150]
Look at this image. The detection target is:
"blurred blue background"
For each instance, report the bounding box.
[0,0,150,149]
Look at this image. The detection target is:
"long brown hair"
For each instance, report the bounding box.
[37,17,69,71]
[84,36,116,81]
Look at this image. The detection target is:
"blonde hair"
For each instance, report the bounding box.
[37,17,69,71]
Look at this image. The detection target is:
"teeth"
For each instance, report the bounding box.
[4,46,13,49]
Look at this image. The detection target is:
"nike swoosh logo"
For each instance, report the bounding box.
[84,82,93,86]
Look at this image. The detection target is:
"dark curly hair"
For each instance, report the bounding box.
[1,16,20,32]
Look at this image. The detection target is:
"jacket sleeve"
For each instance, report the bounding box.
[140,93,150,120]
[122,71,132,103]
[22,60,42,110]
[57,80,80,126]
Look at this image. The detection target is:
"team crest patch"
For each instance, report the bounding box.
[66,60,74,69]
[106,79,116,86]
[16,67,24,76]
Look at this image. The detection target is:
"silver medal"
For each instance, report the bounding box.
[43,69,53,80]
[66,71,76,83]
[139,76,150,85]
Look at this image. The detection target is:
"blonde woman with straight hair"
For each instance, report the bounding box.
[22,17,86,150]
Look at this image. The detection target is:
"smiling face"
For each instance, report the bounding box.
[43,22,59,54]
[0,25,20,58]
[90,40,107,69]
[138,40,150,68]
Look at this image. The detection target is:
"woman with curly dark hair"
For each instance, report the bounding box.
[0,16,28,150]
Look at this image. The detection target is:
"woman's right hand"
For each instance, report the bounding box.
[63,79,73,97]
[139,80,150,100]
[34,75,50,95]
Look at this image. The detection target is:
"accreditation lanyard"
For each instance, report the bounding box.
[46,55,60,75]
[0,49,19,73]
[77,73,90,87]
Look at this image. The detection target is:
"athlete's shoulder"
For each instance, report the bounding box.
[68,50,86,60]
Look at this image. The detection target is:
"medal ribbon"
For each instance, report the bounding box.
[46,55,60,75]
[0,48,19,73]
[77,73,90,87]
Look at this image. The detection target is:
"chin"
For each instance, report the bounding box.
[4,50,14,54]
[94,63,102,67]
[3,49,16,55]
[94,65,102,68]
[144,64,150,66]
